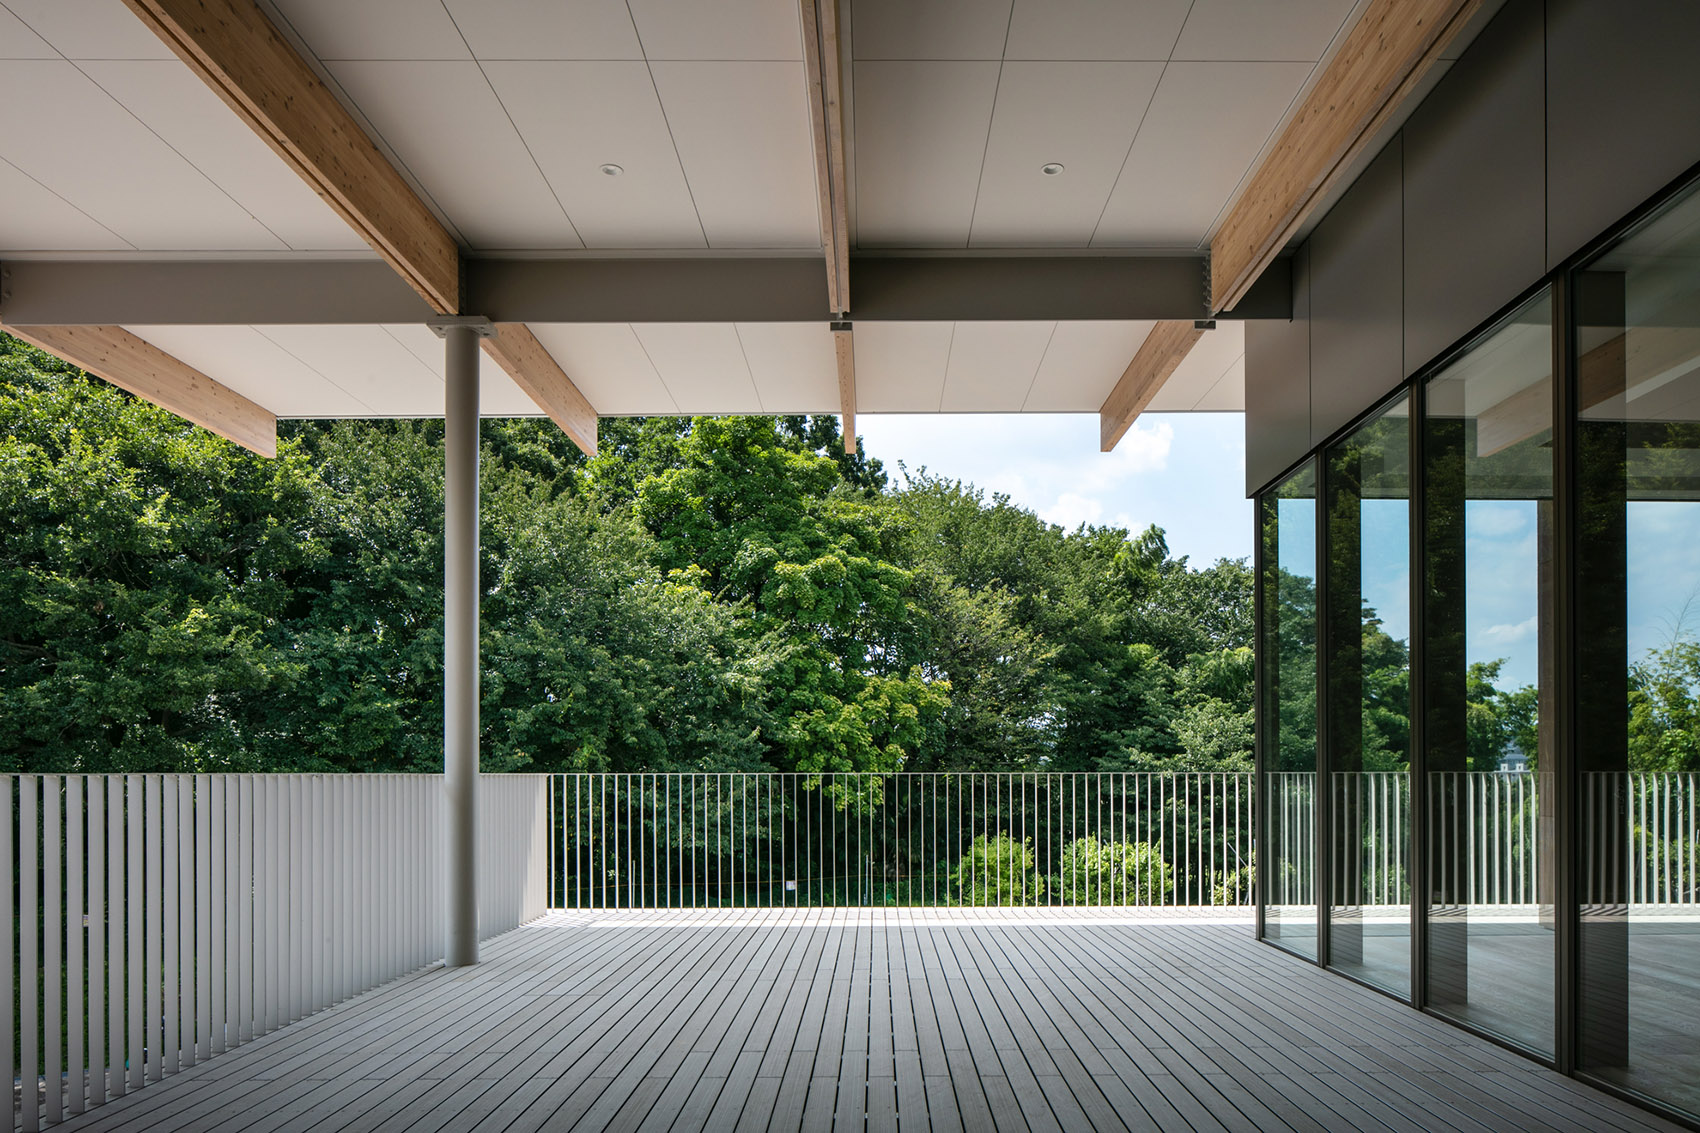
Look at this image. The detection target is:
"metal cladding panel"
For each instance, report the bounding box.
[1546,0,1700,269]
[1246,246,1311,497]
[1308,138,1404,448]
[1403,0,1546,378]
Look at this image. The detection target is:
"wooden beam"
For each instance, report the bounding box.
[4,325,276,457]
[800,0,850,314]
[833,323,856,454]
[1100,321,1204,453]
[481,324,598,457]
[124,0,460,314]
[1209,0,1482,313]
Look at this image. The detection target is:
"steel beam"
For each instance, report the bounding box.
[3,254,1291,326]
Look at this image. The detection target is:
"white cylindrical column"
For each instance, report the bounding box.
[443,324,480,967]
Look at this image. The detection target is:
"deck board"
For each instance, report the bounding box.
[46,908,1689,1133]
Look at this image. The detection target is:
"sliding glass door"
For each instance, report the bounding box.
[1324,397,1412,995]
[1261,463,1319,958]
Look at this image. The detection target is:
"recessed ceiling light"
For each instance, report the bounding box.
[600,163,624,176]
[1041,162,1065,176]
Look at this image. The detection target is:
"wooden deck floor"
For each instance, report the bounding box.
[51,908,1685,1133]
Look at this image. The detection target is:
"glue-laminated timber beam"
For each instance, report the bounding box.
[1100,320,1205,453]
[3,324,276,457]
[832,321,855,454]
[801,0,850,315]
[1209,0,1482,313]
[123,0,461,315]
[481,324,598,457]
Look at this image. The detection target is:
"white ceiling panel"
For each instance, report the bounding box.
[0,5,55,57]
[1004,0,1191,60]
[735,324,838,413]
[326,61,581,250]
[1189,352,1245,411]
[649,63,819,248]
[267,0,470,60]
[1093,62,1310,247]
[854,323,954,412]
[1025,321,1154,411]
[969,62,1162,247]
[630,0,802,60]
[527,324,677,415]
[1173,0,1356,62]
[852,0,1013,60]
[255,325,444,415]
[940,322,1054,411]
[80,61,367,251]
[485,62,704,248]
[853,61,1000,247]
[633,324,763,413]
[0,61,285,251]
[124,325,376,417]
[444,0,642,60]
[5,0,175,59]
[475,364,545,416]
[1146,321,1244,410]
[0,157,125,251]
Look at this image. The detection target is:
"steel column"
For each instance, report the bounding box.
[443,323,481,968]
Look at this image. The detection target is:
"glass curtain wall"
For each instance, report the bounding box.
[1573,186,1700,1114]
[1324,398,1412,995]
[1422,290,1555,1055]
[1261,463,1319,957]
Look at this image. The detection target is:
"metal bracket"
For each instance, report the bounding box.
[830,319,852,334]
[1194,319,1217,331]
[425,315,497,339]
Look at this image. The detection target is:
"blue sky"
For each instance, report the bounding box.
[857,411,1253,567]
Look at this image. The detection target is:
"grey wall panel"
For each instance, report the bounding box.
[1547,0,1700,268]
[1403,0,1545,377]
[1246,247,1312,496]
[1309,139,1404,448]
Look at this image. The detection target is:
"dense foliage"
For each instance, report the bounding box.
[1,337,1257,777]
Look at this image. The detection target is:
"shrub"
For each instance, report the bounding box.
[1057,837,1172,905]
[952,833,1045,906]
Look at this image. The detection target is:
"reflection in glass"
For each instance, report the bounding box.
[1261,464,1318,957]
[1575,185,1700,1116]
[1326,399,1411,994]
[1423,291,1555,1055]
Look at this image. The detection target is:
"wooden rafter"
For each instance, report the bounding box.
[4,325,276,457]
[124,0,461,315]
[801,0,850,315]
[481,324,598,458]
[1100,321,1204,453]
[1209,0,1482,313]
[832,322,856,454]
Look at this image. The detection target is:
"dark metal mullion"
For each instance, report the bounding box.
[1253,493,1268,943]
[1410,376,1430,1011]
[1315,452,1332,969]
[1551,268,1580,1077]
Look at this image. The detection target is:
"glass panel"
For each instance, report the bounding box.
[1326,397,1412,995]
[1574,183,1700,1117]
[1423,290,1555,1055]
[1261,463,1318,957]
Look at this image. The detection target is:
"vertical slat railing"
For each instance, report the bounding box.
[4,772,553,1133]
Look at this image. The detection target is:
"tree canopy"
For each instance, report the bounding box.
[0,336,1266,777]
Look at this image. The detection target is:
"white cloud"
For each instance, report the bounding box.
[1042,492,1104,531]
[1481,615,1538,645]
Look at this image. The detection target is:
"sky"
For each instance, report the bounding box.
[856,411,1253,567]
